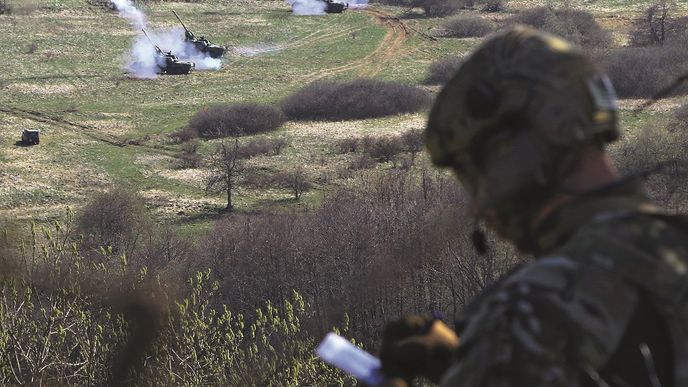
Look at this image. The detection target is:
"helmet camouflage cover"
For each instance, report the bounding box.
[425,26,619,248]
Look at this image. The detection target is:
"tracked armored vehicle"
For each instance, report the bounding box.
[323,0,348,13]
[157,49,195,75]
[21,129,40,145]
[142,30,195,75]
[173,10,225,59]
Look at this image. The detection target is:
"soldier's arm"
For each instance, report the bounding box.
[440,255,638,387]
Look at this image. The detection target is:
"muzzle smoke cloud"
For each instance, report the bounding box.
[112,0,146,30]
[112,0,222,78]
[286,0,327,16]
[348,0,369,9]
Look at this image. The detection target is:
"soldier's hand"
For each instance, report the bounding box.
[379,314,460,384]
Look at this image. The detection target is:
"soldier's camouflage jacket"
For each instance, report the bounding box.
[441,182,688,387]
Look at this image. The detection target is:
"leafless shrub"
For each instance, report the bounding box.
[597,41,688,98]
[507,6,611,48]
[376,0,460,17]
[333,137,361,154]
[0,0,11,14]
[77,188,151,255]
[280,79,431,122]
[629,1,687,46]
[25,42,38,54]
[402,128,424,162]
[423,0,461,17]
[477,0,505,12]
[444,15,496,37]
[1,0,37,14]
[424,56,462,85]
[185,104,286,139]
[205,138,245,211]
[673,104,688,130]
[199,168,521,338]
[362,136,405,167]
[173,139,201,169]
[239,137,289,158]
[611,118,688,211]
[349,154,377,170]
[271,168,313,200]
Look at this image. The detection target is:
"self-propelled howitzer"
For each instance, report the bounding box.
[142,29,195,75]
[172,10,225,59]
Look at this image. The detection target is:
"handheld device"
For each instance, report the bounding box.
[315,333,384,386]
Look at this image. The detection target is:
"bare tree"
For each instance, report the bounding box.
[402,129,424,164]
[646,0,676,45]
[205,138,244,211]
[273,168,312,201]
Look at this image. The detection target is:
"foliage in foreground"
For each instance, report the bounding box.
[0,216,353,386]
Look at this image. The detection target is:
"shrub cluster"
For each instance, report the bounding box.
[77,188,151,255]
[422,0,461,17]
[376,0,460,17]
[507,7,611,48]
[0,0,11,14]
[173,139,202,169]
[333,130,425,166]
[673,103,688,130]
[362,136,405,166]
[183,103,286,139]
[597,41,688,98]
[0,220,352,385]
[443,15,496,38]
[424,56,462,85]
[629,14,688,46]
[611,116,688,211]
[280,79,431,121]
[239,137,289,158]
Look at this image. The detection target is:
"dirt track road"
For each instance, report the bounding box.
[301,8,410,81]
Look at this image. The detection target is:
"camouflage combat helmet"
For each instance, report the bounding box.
[426,26,619,250]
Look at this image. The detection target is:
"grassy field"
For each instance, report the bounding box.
[1,0,685,229]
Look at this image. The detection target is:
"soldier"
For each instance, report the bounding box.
[379,26,688,387]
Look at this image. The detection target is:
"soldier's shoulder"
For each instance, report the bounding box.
[558,210,688,260]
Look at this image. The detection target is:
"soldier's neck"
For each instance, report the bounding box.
[530,145,620,231]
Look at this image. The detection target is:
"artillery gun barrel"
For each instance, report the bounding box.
[172,10,191,34]
[141,29,162,54]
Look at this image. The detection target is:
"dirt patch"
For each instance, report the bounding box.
[159,168,207,186]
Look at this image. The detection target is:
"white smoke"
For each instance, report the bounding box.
[113,1,222,78]
[348,0,368,9]
[285,0,327,16]
[112,0,146,30]
[126,35,163,79]
[232,44,283,57]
